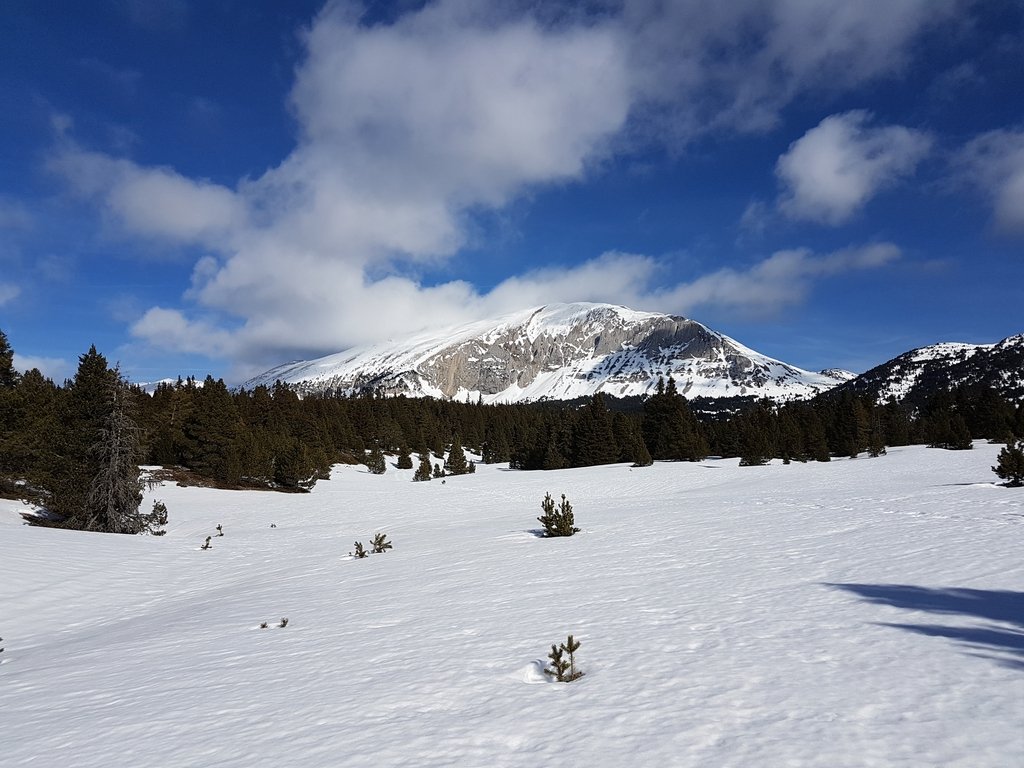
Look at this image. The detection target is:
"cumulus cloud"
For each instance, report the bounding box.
[956,129,1024,235]
[48,148,246,247]
[45,0,962,375]
[776,111,932,225]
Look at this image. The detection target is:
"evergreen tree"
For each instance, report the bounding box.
[396,443,413,469]
[85,370,147,533]
[993,439,1024,487]
[571,393,618,467]
[444,434,468,475]
[365,445,386,475]
[50,346,116,523]
[0,329,18,388]
[413,452,432,481]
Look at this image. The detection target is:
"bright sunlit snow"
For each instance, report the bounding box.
[2,444,1022,766]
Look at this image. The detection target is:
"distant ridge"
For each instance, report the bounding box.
[832,334,1024,405]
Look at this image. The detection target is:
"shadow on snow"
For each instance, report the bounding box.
[825,583,1024,671]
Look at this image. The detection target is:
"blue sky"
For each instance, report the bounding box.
[1,0,1022,384]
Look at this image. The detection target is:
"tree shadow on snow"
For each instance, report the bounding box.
[825,583,1024,671]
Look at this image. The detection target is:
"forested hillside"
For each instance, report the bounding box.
[2,330,1022,533]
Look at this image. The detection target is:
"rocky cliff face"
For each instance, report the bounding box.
[245,303,852,402]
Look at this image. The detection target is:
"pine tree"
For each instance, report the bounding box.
[84,370,147,533]
[444,434,468,475]
[993,439,1024,487]
[544,634,584,682]
[365,445,386,475]
[537,492,579,537]
[396,444,413,469]
[0,329,18,388]
[413,452,432,481]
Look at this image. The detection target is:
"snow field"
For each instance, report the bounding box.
[1,443,1022,767]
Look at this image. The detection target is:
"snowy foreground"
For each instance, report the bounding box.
[2,444,1023,767]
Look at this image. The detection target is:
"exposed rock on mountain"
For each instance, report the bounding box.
[245,303,852,402]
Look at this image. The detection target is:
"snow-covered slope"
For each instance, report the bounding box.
[837,334,1024,404]
[245,303,852,402]
[2,445,1022,767]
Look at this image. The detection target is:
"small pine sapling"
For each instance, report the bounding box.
[353,541,368,559]
[544,635,584,682]
[147,500,169,535]
[200,536,212,550]
[371,532,392,554]
[259,622,268,629]
[216,524,224,537]
[537,492,580,537]
[279,618,289,628]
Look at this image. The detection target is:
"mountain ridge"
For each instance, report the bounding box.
[245,302,853,402]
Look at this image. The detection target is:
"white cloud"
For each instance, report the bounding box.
[48,148,246,247]
[622,0,961,139]
[0,283,20,306]
[956,129,1024,235]
[47,1,961,375]
[656,243,901,316]
[13,353,71,381]
[776,111,932,225]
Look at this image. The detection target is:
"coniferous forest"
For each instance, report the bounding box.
[2,330,1022,533]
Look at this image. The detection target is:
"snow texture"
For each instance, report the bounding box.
[2,444,1023,767]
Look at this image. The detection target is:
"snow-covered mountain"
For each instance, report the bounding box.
[835,334,1024,405]
[245,302,853,402]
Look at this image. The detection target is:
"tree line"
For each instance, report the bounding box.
[2,331,1022,532]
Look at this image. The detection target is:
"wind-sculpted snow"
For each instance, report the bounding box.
[2,444,1022,767]
[246,302,852,402]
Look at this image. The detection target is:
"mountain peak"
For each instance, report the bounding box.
[245,302,845,402]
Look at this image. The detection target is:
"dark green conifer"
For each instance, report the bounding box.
[396,444,413,469]
[365,445,386,474]
[993,439,1024,487]
[537,492,579,537]
[444,434,468,475]
[413,453,432,481]
[544,634,584,682]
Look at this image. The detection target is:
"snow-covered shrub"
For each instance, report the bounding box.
[537,493,579,537]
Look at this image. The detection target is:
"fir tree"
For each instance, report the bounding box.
[371,532,392,553]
